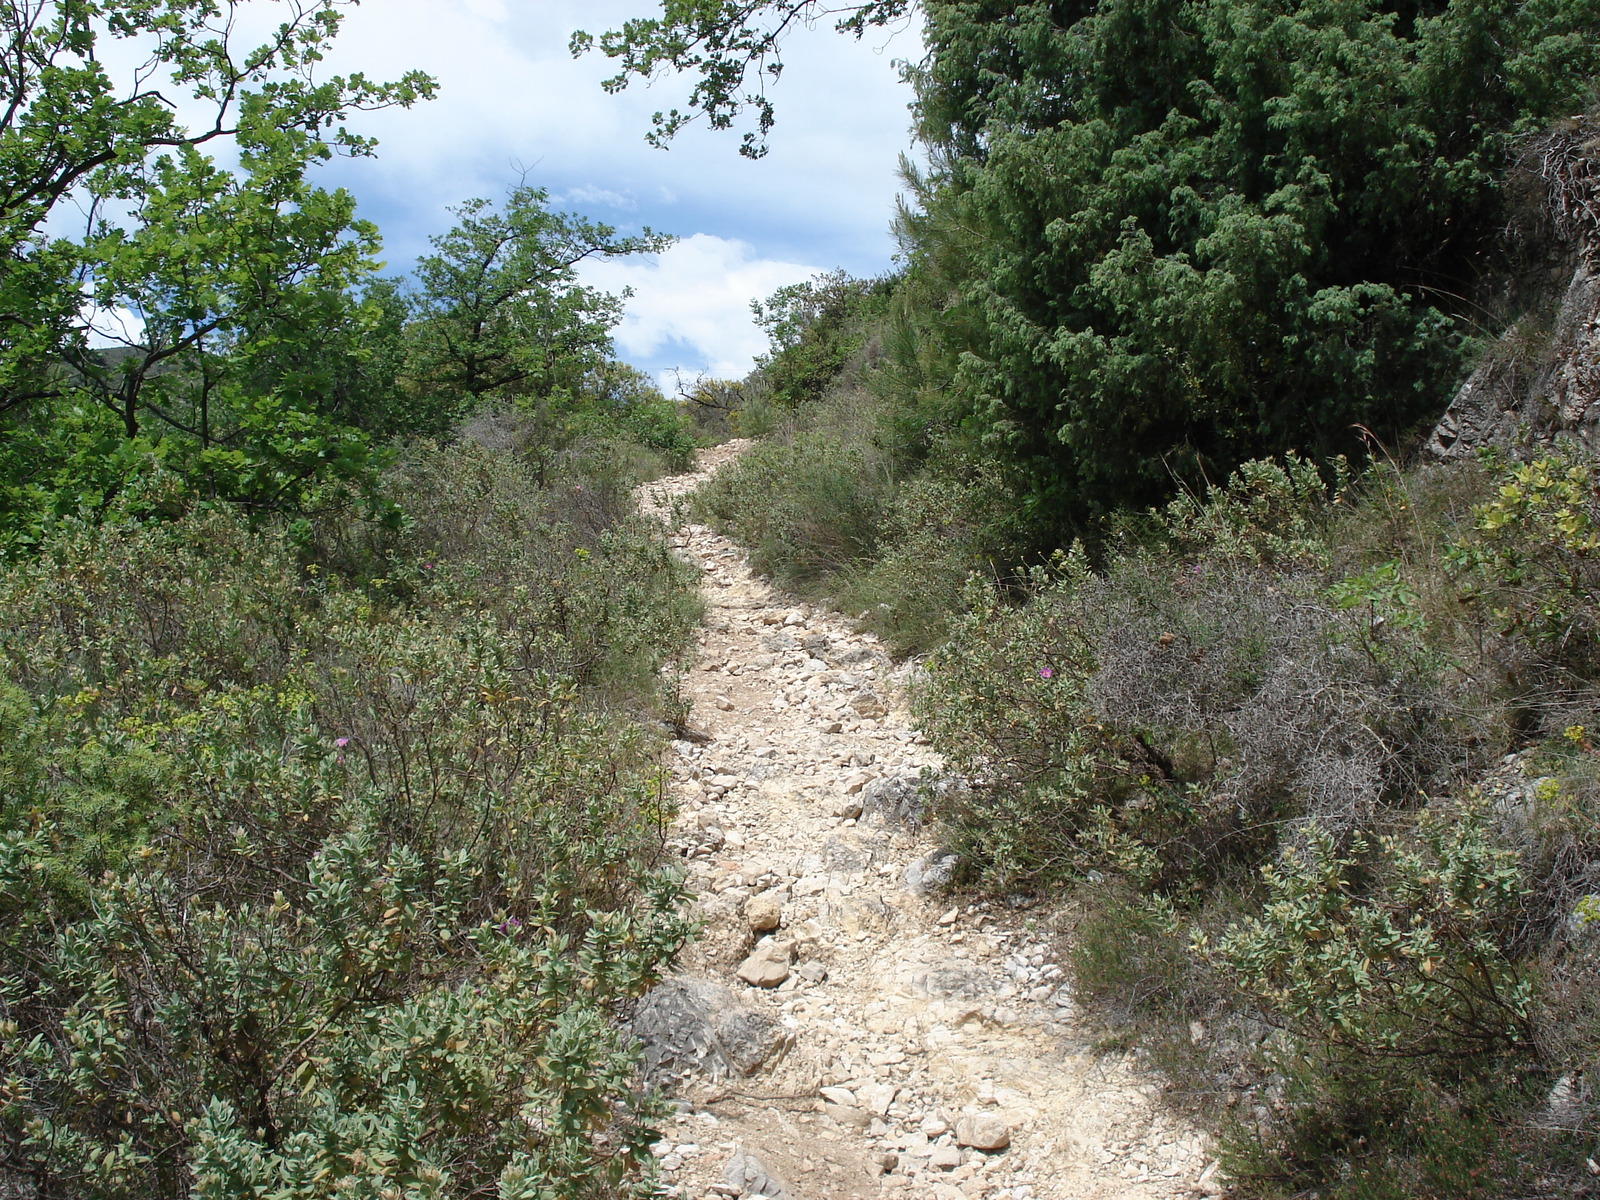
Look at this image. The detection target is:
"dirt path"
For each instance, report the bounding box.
[633,445,1223,1200]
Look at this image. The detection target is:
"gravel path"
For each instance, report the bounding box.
[632,445,1225,1200]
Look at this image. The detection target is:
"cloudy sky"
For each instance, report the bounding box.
[305,0,923,388]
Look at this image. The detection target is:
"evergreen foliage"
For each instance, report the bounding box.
[901,0,1600,533]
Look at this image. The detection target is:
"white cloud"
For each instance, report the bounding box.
[55,3,922,380]
[581,234,823,383]
[554,185,637,210]
[309,2,919,271]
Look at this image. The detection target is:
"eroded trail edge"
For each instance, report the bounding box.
[633,446,1222,1200]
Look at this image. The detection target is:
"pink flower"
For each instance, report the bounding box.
[1038,667,1053,679]
[335,737,349,748]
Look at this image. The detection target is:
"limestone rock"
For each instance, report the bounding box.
[955,1113,1012,1151]
[930,1146,964,1170]
[744,895,782,932]
[832,796,864,820]
[823,1102,872,1130]
[725,1149,787,1198]
[849,691,887,719]
[860,1082,897,1115]
[632,978,790,1082]
[736,941,791,988]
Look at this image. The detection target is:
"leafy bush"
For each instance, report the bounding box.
[1208,804,1542,1199]
[1216,806,1533,1060]
[1448,445,1600,690]
[0,440,698,1199]
[914,554,1108,887]
[908,451,1600,1194]
[693,389,894,588]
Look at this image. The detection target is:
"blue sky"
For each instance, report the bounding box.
[307,0,923,387]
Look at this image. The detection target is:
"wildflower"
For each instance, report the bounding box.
[335,737,350,748]
[1038,667,1053,679]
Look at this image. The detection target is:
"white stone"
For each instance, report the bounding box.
[955,1113,1011,1151]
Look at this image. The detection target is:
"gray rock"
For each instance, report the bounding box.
[823,835,869,872]
[725,1149,787,1198]
[862,773,923,826]
[903,851,959,895]
[632,978,791,1082]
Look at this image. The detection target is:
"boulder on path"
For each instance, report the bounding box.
[862,773,923,827]
[955,1113,1012,1151]
[736,940,792,988]
[725,1149,788,1198]
[632,977,791,1082]
[744,894,782,932]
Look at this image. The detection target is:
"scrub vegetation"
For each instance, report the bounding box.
[595,0,1600,1193]
[0,4,698,1196]
[7,0,1600,1196]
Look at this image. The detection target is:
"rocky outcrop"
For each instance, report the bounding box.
[1428,117,1600,458]
[634,977,794,1083]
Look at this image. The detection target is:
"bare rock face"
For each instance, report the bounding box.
[1428,119,1600,458]
[632,977,791,1082]
[955,1113,1012,1151]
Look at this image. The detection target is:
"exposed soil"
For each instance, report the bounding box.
[632,444,1224,1200]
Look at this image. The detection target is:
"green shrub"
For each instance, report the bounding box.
[694,396,893,588]
[1215,804,1533,1060]
[908,452,1579,1192]
[0,440,698,1198]
[838,453,1027,654]
[1446,445,1600,700]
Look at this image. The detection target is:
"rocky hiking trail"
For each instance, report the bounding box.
[631,444,1225,1200]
